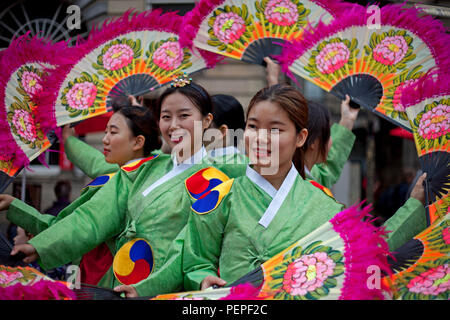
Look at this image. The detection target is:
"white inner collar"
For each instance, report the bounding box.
[246,165,277,198]
[257,164,299,228]
[171,146,207,167]
[209,146,240,157]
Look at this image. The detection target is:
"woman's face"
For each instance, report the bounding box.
[102,112,139,166]
[244,100,307,175]
[159,92,211,161]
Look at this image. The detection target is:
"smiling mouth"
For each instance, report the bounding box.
[253,148,271,157]
[170,135,184,144]
[170,132,185,144]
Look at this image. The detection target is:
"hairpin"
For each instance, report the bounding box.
[170,73,192,88]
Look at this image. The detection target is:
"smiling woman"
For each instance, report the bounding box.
[8,80,246,298]
[156,80,213,164]
[2,102,162,287]
[182,84,345,292]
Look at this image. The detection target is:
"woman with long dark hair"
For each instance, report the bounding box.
[0,103,161,287]
[9,79,244,294]
[182,84,345,290]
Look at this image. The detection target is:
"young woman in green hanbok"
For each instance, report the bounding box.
[0,103,161,286]
[302,100,428,251]
[182,84,346,290]
[9,80,243,295]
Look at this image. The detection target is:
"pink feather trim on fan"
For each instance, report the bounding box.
[34,9,222,136]
[0,279,76,300]
[330,202,392,300]
[278,4,450,78]
[400,72,450,108]
[179,0,351,49]
[219,283,263,300]
[0,34,70,169]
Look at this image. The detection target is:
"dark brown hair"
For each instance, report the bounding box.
[302,100,331,163]
[155,82,213,118]
[246,84,308,178]
[111,99,162,156]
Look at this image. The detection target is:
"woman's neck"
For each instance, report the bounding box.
[174,144,203,164]
[254,161,292,190]
[303,150,316,172]
[118,151,145,167]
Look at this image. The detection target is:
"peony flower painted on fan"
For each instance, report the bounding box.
[315,42,350,75]
[66,82,98,111]
[213,12,246,44]
[282,252,336,296]
[392,78,419,112]
[373,36,408,66]
[11,109,37,143]
[406,264,450,296]
[417,104,450,140]
[153,41,184,71]
[443,227,450,245]
[102,44,134,71]
[21,71,43,97]
[0,270,23,285]
[264,0,298,26]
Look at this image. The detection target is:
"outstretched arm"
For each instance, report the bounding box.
[384,173,427,251]
[12,172,130,270]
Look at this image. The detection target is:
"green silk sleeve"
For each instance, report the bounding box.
[28,171,130,270]
[132,227,186,297]
[7,199,57,236]
[383,197,427,251]
[310,123,356,189]
[7,190,98,236]
[65,136,119,179]
[182,192,232,291]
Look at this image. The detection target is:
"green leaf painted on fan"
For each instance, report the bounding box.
[333,264,345,276]
[324,277,337,288]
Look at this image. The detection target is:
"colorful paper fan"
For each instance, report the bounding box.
[73,282,260,300]
[0,265,75,300]
[35,9,222,136]
[151,204,391,300]
[401,73,449,225]
[278,4,450,131]
[0,35,69,192]
[382,213,449,300]
[180,0,351,66]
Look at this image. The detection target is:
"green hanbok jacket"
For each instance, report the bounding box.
[27,148,243,290]
[7,137,138,286]
[182,164,345,290]
[302,124,426,251]
[306,123,355,188]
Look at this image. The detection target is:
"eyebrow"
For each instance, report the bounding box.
[269,120,286,126]
[161,107,192,113]
[247,117,286,126]
[108,124,119,130]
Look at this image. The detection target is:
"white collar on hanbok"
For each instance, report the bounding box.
[124,158,143,166]
[246,165,277,198]
[142,146,207,197]
[246,163,299,228]
[208,146,240,158]
[304,165,312,177]
[171,146,207,168]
